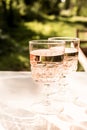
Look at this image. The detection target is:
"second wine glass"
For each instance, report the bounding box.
[48,37,80,102]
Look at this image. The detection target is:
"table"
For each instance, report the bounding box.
[0,71,87,130]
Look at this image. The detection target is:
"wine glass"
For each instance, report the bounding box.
[29,40,65,114]
[48,37,80,102]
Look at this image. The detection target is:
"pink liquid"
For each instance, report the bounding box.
[30,49,64,82]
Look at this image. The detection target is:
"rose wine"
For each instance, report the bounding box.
[64,48,78,74]
[30,49,64,82]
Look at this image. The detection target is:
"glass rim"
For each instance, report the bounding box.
[29,40,65,45]
[48,37,80,41]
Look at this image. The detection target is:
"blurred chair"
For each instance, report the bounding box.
[76,29,87,56]
[78,48,87,72]
[76,29,87,72]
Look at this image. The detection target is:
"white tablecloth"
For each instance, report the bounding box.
[0,71,87,130]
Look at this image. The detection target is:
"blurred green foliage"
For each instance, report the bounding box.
[0,0,87,71]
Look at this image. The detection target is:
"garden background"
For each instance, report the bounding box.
[0,0,87,71]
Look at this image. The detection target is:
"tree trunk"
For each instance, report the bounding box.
[64,0,71,10]
[7,0,14,27]
[1,0,7,21]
